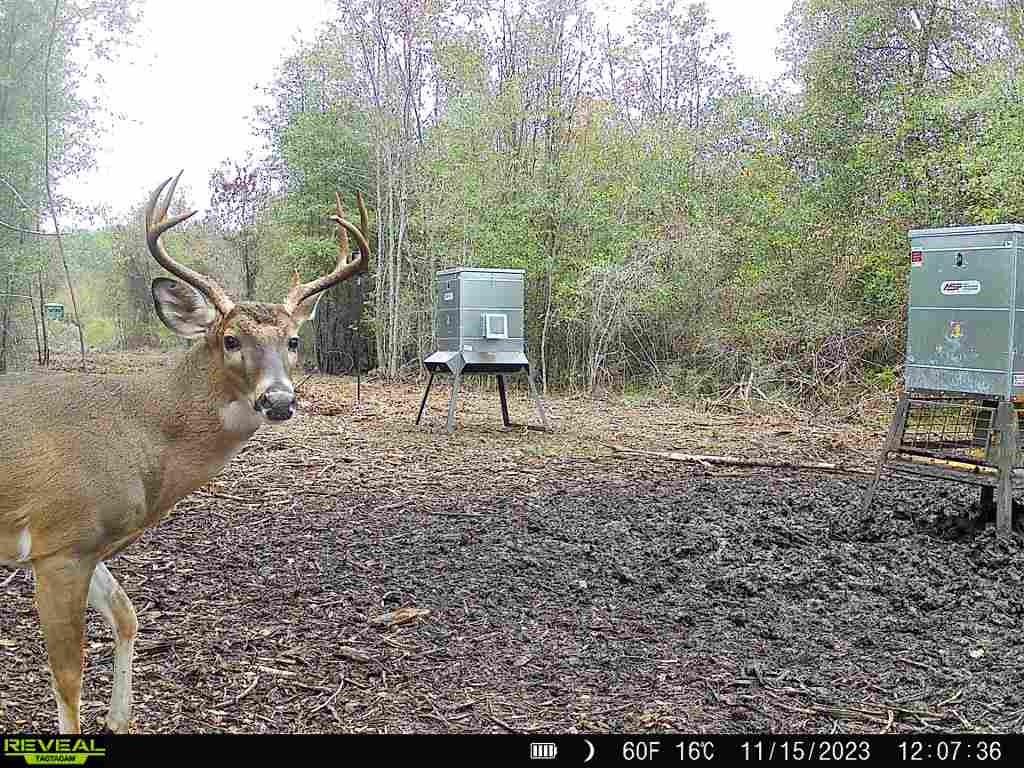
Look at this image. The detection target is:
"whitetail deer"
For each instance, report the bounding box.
[0,171,370,733]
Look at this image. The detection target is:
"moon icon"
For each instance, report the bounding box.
[584,739,595,763]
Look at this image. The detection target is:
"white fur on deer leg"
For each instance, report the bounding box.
[53,682,78,734]
[88,563,137,734]
[16,528,31,562]
[220,400,263,434]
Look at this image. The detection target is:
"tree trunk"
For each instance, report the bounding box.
[314,276,369,375]
[38,273,49,365]
[43,0,86,372]
[540,244,553,395]
[373,139,387,375]
[30,282,41,364]
[243,237,256,300]
[0,277,10,373]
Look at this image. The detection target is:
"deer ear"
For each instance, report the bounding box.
[290,291,323,326]
[152,277,218,338]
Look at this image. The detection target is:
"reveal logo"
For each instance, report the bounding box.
[2,738,106,766]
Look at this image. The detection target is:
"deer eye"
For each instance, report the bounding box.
[288,337,300,351]
[224,335,241,351]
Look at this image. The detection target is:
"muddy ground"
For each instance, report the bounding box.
[2,353,1024,734]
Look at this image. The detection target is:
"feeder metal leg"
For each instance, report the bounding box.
[416,370,436,425]
[497,374,511,427]
[978,487,995,518]
[860,395,910,517]
[446,370,462,434]
[981,486,995,522]
[526,367,550,432]
[995,400,1018,535]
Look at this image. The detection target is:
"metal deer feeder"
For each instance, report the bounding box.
[862,224,1024,533]
[416,267,549,434]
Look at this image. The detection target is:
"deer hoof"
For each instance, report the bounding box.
[100,715,133,734]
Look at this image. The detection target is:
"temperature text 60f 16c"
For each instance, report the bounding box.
[620,741,716,761]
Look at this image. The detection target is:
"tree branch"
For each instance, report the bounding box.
[0,175,45,217]
[0,219,62,236]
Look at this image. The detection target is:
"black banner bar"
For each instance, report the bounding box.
[0,733,1019,766]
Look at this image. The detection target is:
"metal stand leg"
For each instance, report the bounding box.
[446,370,462,434]
[416,370,436,425]
[525,367,550,432]
[356,330,363,404]
[981,485,995,518]
[995,400,1018,535]
[860,395,910,517]
[497,374,511,427]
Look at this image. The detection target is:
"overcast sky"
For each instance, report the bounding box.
[59,0,794,226]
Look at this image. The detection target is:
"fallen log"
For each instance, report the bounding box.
[610,446,873,476]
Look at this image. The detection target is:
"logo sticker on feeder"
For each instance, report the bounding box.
[932,319,979,366]
[941,280,981,295]
[911,250,924,266]
[1015,374,1024,387]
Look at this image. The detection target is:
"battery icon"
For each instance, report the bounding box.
[530,742,558,759]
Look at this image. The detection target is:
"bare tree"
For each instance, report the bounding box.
[43,0,85,371]
[207,155,273,300]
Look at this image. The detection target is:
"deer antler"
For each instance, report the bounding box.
[284,191,371,313]
[145,170,236,316]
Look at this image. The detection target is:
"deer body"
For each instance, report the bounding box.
[0,172,370,733]
[1,344,258,562]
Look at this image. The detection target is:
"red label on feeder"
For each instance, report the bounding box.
[910,251,924,266]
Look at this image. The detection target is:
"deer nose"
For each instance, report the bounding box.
[255,387,296,421]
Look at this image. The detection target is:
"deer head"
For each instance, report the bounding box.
[144,170,370,425]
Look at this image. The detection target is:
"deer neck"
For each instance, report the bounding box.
[158,341,262,464]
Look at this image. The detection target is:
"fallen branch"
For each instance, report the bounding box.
[370,607,431,627]
[256,665,297,678]
[195,490,257,504]
[764,686,966,729]
[310,678,346,714]
[337,646,374,663]
[892,452,997,475]
[487,712,520,733]
[1,569,21,588]
[214,673,260,708]
[610,446,872,476]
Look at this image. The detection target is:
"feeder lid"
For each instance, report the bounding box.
[910,223,1024,237]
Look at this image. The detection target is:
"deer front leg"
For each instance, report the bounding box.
[33,555,95,734]
[88,562,138,733]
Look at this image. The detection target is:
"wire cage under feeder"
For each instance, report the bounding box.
[861,394,1024,532]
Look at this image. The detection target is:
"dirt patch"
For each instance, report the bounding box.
[2,357,1022,733]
